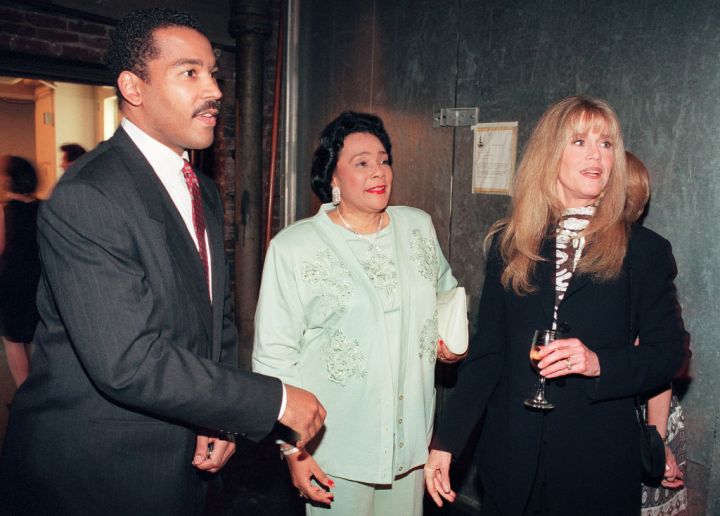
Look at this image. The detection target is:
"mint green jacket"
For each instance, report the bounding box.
[252,204,456,483]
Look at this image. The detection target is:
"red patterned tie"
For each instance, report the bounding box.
[181,159,209,291]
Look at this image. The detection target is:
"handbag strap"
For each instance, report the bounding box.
[627,236,647,425]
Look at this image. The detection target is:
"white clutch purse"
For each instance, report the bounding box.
[436,286,469,355]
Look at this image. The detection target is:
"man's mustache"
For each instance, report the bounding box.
[193,101,221,117]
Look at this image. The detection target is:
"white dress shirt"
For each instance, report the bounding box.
[121,118,212,301]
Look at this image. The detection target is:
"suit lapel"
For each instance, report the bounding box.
[199,174,225,361]
[111,129,212,341]
[562,269,592,302]
[535,236,556,327]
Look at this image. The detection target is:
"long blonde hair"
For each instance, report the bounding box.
[487,96,629,295]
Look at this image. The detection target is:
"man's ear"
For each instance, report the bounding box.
[117,71,143,107]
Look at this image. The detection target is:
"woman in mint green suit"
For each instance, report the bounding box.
[253,112,463,515]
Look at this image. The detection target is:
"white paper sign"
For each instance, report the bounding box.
[471,122,518,195]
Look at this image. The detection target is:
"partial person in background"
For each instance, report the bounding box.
[626,150,688,515]
[0,156,40,388]
[59,143,86,171]
[425,96,689,515]
[0,8,324,516]
[253,111,464,515]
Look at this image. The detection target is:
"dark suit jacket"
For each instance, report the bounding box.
[435,225,689,515]
[0,128,283,516]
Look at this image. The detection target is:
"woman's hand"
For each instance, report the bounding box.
[536,337,601,378]
[661,444,685,489]
[424,449,455,507]
[437,339,467,364]
[286,450,335,505]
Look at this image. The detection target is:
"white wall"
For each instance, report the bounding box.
[54,82,96,177]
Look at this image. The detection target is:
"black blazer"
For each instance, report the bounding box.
[0,128,283,516]
[435,225,688,515]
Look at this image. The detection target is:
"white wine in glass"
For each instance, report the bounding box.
[523,329,560,410]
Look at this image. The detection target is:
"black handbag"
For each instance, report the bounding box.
[636,400,666,481]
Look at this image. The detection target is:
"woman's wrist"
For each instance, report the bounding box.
[277,440,300,458]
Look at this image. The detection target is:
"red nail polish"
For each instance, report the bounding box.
[328,479,335,487]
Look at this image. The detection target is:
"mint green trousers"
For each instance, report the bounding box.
[306,466,424,516]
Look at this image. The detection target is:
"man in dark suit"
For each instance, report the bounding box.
[0,8,325,515]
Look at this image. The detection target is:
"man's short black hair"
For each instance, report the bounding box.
[106,8,204,98]
[60,143,86,164]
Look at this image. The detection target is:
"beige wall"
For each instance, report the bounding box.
[55,82,97,176]
[94,86,119,143]
[34,85,55,199]
[0,96,35,164]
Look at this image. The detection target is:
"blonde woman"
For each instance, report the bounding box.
[425,96,689,515]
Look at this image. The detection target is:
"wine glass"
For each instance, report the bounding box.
[523,329,560,410]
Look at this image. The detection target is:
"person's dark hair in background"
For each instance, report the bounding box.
[60,144,86,169]
[311,111,393,203]
[4,156,37,194]
[0,155,40,388]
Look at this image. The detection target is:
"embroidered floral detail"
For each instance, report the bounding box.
[323,330,367,385]
[410,229,438,282]
[361,245,398,304]
[302,248,354,313]
[419,312,439,363]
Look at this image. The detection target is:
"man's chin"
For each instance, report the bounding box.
[184,136,215,151]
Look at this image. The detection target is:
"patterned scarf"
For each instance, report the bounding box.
[552,205,596,328]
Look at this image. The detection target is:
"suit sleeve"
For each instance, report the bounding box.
[252,239,307,387]
[37,180,282,441]
[588,235,689,401]
[433,241,505,457]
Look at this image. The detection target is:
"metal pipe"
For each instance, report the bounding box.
[282,0,299,227]
[228,0,270,367]
[264,5,284,255]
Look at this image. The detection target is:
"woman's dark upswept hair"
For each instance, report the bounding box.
[310,111,393,202]
[106,8,203,102]
[3,156,37,195]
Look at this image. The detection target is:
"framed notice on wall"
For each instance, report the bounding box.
[471,121,518,195]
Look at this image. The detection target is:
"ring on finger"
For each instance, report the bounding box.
[566,358,573,371]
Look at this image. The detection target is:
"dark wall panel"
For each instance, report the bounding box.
[297,0,375,218]
[370,0,458,251]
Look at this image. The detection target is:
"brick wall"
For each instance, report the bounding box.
[0,4,110,64]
